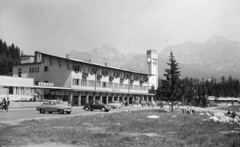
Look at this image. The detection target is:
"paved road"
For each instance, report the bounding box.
[1,105,239,124]
[0,105,155,124]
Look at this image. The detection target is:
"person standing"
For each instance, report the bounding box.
[2,97,6,111]
[5,97,10,112]
[226,110,231,117]
[231,111,236,119]
[170,102,174,112]
[0,97,2,110]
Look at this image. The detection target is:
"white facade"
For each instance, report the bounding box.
[146,50,158,89]
[0,75,34,101]
[12,51,154,105]
[13,52,150,94]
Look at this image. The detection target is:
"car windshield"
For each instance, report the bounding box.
[96,101,102,104]
[55,101,64,105]
[42,101,64,105]
[42,101,50,105]
[88,101,102,105]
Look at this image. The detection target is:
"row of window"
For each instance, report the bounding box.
[0,87,32,95]
[72,78,148,91]
[17,66,49,77]
[30,66,49,73]
[29,67,40,73]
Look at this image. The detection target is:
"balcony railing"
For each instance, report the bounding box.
[77,79,148,91]
[108,82,113,88]
[96,81,101,87]
[119,83,123,89]
[88,80,95,87]
[81,79,87,86]
[113,83,118,89]
[129,85,133,90]
[134,85,139,90]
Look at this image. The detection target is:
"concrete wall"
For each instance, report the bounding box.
[8,102,42,109]
[13,56,72,88]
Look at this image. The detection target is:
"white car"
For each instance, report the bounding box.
[108,101,122,109]
[36,100,72,114]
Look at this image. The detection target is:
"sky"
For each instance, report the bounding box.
[1,0,240,56]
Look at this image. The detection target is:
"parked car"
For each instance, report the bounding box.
[36,100,72,114]
[83,100,110,112]
[108,101,122,109]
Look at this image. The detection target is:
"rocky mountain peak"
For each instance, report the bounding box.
[205,35,232,44]
[69,36,240,80]
[159,35,240,80]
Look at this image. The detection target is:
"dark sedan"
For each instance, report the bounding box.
[83,100,110,112]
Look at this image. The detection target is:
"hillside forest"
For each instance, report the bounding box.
[157,51,240,107]
[0,39,22,75]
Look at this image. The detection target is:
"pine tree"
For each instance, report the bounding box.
[162,51,181,101]
[0,39,22,75]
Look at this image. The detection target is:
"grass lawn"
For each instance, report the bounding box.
[0,109,240,147]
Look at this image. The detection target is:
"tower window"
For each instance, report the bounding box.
[18,68,22,77]
[44,66,49,72]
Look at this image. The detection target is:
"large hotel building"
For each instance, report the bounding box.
[0,50,158,106]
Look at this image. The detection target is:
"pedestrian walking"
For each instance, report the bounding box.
[151,101,155,109]
[5,97,10,112]
[170,103,174,112]
[0,97,2,111]
[2,97,6,111]
[191,106,195,115]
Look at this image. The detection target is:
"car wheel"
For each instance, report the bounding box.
[101,107,106,112]
[59,109,64,114]
[66,111,71,114]
[40,109,45,114]
[84,107,90,111]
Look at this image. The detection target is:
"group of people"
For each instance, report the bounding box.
[182,106,195,115]
[139,100,156,108]
[0,97,10,112]
[226,110,240,123]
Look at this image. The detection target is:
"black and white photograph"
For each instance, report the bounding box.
[0,0,240,146]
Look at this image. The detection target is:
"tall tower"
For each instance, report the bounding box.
[146,50,158,90]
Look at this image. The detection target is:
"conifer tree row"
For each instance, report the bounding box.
[157,75,240,107]
[156,51,240,107]
[180,76,240,106]
[0,39,23,75]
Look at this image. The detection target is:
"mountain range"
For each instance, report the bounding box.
[68,36,240,80]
